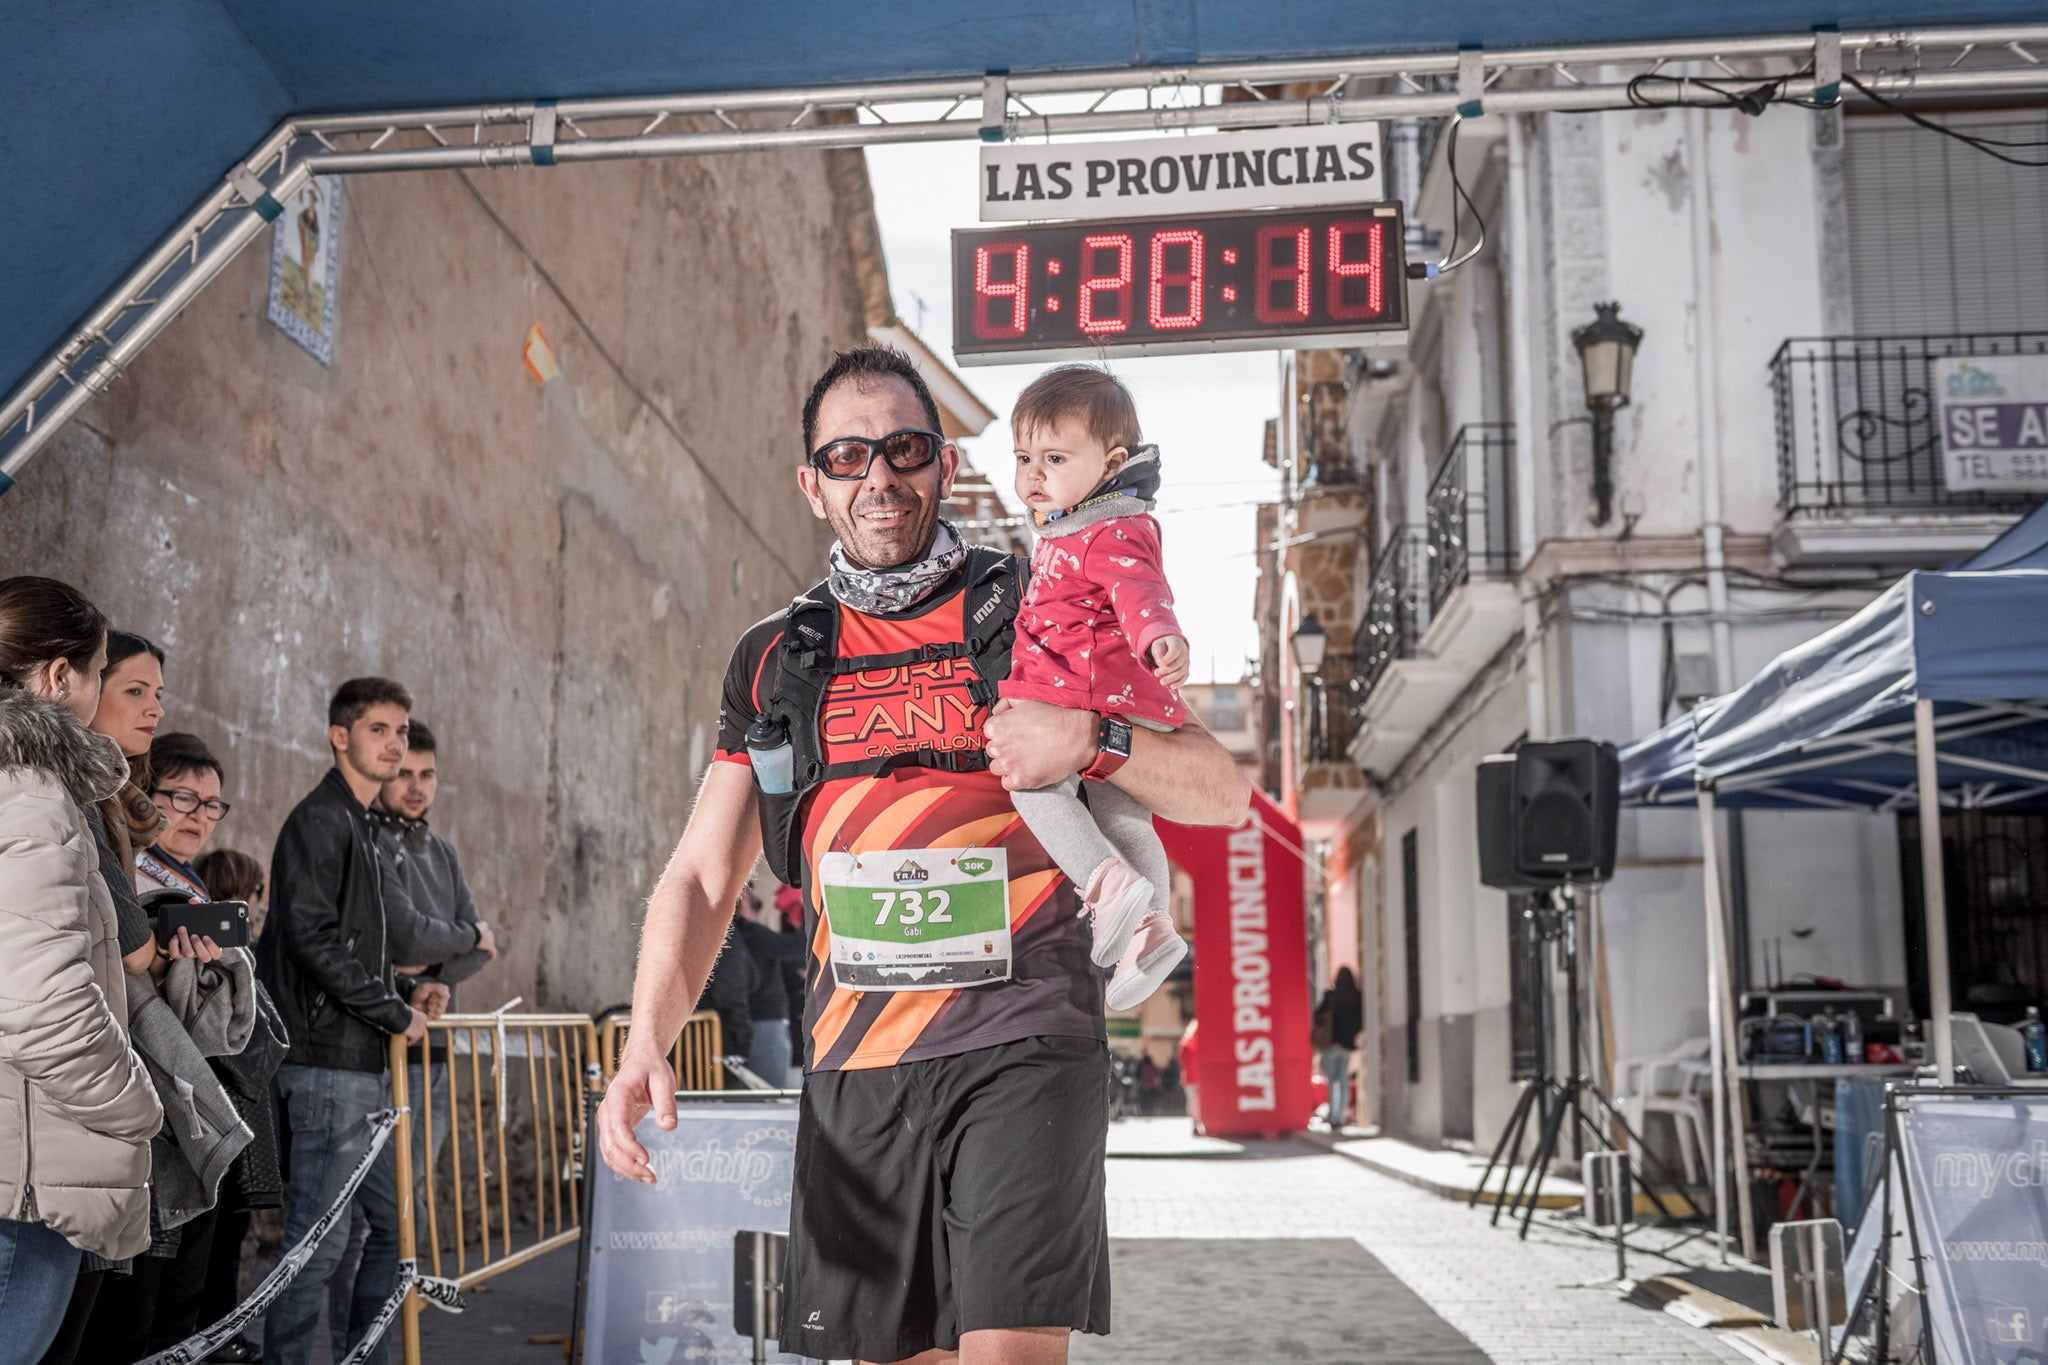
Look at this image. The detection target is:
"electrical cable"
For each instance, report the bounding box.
[1433,118,1488,277]
[1625,66,1833,116]
[1840,71,2048,167]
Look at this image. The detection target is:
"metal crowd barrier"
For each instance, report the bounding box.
[595,1008,725,1089]
[388,1008,727,1364]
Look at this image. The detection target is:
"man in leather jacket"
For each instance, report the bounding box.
[258,677,445,1365]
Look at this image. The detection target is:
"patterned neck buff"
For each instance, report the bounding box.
[828,520,967,616]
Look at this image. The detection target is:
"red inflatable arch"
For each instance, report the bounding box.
[1156,789,1316,1139]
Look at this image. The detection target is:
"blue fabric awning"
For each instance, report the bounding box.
[7,0,2048,437]
[1620,506,2048,810]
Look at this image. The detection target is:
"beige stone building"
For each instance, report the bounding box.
[0,146,900,1014]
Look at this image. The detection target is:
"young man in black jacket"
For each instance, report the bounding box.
[258,677,446,1365]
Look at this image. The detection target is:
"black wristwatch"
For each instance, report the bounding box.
[1082,715,1134,783]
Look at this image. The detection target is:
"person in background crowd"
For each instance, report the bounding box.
[138,734,284,1362]
[1180,1017,1201,1135]
[330,720,496,1357]
[1314,967,1364,1132]
[52,645,236,1365]
[773,883,806,1053]
[0,576,163,1365]
[85,630,172,976]
[697,916,755,1070]
[371,720,497,991]
[188,845,280,1365]
[731,886,804,1087]
[75,729,260,1364]
[260,678,447,1365]
[195,847,267,937]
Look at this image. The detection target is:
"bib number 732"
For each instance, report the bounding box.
[872,888,954,928]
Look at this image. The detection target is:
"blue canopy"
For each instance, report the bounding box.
[1620,505,2048,810]
[6,0,2048,435]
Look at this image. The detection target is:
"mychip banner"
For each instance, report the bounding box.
[1895,1091,2048,1361]
[577,1096,809,1365]
[1936,355,2048,493]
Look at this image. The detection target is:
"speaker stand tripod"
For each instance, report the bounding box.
[1470,887,1707,1240]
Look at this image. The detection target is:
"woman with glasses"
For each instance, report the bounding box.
[67,715,257,1365]
[136,731,232,900]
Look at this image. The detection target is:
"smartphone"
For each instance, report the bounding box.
[155,900,252,950]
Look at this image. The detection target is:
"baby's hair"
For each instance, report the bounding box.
[1012,365,1142,455]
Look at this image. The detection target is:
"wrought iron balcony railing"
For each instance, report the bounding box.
[1425,423,1516,613]
[1302,651,1358,764]
[1354,526,1428,702]
[1772,332,2048,516]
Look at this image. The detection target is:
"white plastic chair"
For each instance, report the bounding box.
[1615,1038,1712,1186]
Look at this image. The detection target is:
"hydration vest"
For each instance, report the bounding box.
[752,546,1025,886]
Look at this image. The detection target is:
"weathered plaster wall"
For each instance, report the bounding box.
[0,146,870,1011]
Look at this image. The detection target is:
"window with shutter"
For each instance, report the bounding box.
[1844,110,2048,335]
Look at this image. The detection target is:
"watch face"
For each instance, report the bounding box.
[1103,718,1134,756]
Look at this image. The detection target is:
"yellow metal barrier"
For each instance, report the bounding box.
[393,1013,602,1364]
[389,1007,727,1363]
[595,1009,725,1089]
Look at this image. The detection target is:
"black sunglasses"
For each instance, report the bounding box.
[808,428,944,482]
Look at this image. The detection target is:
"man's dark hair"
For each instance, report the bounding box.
[150,730,224,787]
[800,345,944,455]
[404,719,436,755]
[329,676,413,731]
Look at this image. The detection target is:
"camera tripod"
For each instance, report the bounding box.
[1470,886,1706,1239]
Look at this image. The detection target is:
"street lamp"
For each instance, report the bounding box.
[1571,302,1643,527]
[1291,613,1331,763]
[1290,612,1328,677]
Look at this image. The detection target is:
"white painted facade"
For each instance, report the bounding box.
[1303,96,2045,1149]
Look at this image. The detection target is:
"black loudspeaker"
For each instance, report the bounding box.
[1476,739,1620,890]
[1476,755,1524,890]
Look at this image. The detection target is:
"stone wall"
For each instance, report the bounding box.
[0,144,874,1012]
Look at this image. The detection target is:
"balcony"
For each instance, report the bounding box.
[1303,652,1359,765]
[1422,424,1522,673]
[1296,650,1367,827]
[1347,425,1526,780]
[1772,333,2048,565]
[1349,528,1459,777]
[1356,526,1428,701]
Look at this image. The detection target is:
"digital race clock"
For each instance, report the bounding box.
[951,202,1407,365]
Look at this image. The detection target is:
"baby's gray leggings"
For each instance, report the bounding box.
[1012,776,1171,917]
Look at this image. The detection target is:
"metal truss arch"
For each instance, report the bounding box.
[5,22,2048,491]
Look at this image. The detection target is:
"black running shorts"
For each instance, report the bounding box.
[778,1034,1113,1361]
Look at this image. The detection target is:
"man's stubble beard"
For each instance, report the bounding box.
[827,495,940,571]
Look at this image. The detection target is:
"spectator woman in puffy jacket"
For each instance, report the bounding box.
[0,576,163,1364]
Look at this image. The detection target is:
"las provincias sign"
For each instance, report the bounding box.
[980,123,1384,222]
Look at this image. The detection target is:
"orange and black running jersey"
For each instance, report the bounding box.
[716,582,1103,1071]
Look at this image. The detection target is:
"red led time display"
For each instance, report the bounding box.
[952,203,1407,364]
